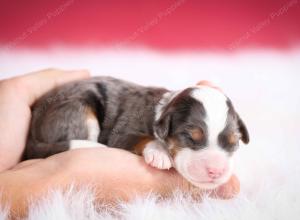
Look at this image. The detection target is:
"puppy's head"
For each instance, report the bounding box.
[154,86,249,189]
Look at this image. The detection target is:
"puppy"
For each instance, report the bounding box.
[25,77,249,189]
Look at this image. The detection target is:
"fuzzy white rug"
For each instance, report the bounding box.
[0,48,300,219]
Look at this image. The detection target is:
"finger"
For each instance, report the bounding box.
[10,159,43,171]
[18,68,90,105]
[196,80,223,92]
[209,175,240,199]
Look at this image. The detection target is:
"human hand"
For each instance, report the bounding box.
[0,68,90,171]
[0,147,239,218]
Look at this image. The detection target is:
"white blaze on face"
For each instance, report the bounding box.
[192,86,228,147]
[174,86,232,189]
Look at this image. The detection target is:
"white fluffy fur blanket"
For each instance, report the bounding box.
[0,48,300,219]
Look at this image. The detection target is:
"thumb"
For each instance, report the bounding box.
[196,80,223,93]
[17,68,90,105]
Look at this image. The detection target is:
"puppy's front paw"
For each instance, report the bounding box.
[142,141,172,170]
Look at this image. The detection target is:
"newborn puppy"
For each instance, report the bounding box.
[25,77,249,189]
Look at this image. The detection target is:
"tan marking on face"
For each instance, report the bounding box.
[168,138,182,158]
[228,133,238,145]
[190,128,203,142]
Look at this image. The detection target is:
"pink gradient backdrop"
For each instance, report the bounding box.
[0,0,300,50]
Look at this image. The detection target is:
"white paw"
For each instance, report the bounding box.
[69,140,107,150]
[142,141,172,170]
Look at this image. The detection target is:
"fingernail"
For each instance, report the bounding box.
[70,69,90,76]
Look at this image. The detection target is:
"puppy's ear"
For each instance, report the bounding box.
[154,113,171,140]
[236,113,250,144]
[154,88,194,140]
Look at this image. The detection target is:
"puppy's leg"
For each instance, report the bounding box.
[69,107,106,150]
[142,140,172,170]
[70,140,107,150]
[69,107,107,150]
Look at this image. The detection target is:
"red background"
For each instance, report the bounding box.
[0,0,299,50]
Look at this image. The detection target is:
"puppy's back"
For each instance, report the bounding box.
[25,77,113,159]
